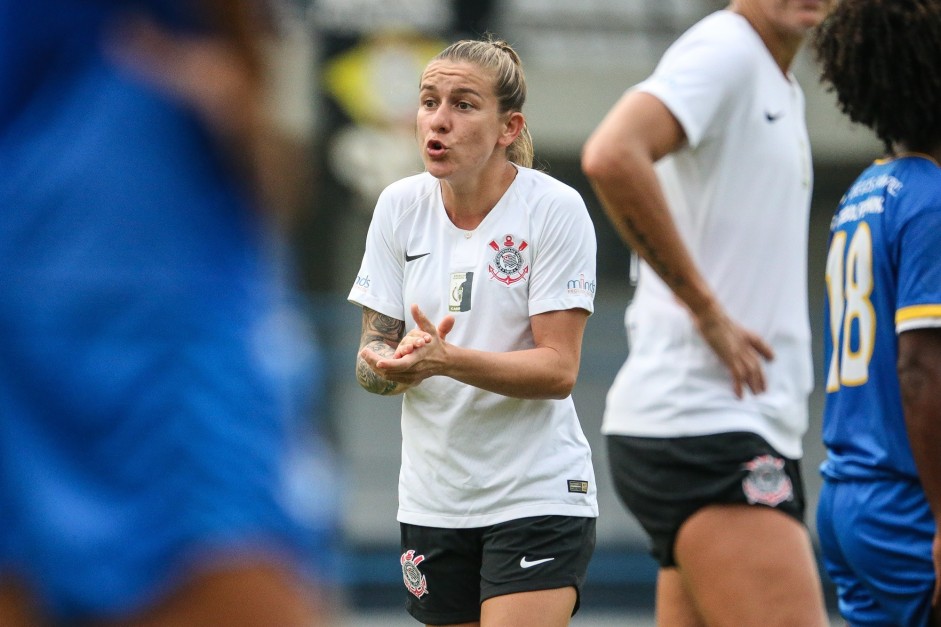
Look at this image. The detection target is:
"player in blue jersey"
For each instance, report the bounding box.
[813,1,941,625]
[0,1,335,625]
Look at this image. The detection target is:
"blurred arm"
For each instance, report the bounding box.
[581,90,709,312]
[581,90,772,397]
[106,2,301,224]
[898,327,941,605]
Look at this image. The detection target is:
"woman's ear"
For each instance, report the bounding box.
[498,111,525,148]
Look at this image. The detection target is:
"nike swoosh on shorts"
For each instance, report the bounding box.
[520,556,555,568]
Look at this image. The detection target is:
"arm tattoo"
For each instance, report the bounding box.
[617,212,686,291]
[357,356,398,395]
[356,307,405,395]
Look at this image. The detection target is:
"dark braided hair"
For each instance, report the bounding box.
[812,0,941,154]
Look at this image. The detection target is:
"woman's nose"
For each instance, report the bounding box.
[429,106,450,131]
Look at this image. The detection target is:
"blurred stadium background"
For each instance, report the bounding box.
[265,0,879,620]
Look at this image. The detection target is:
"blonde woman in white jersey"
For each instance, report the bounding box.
[582,1,831,625]
[349,37,598,627]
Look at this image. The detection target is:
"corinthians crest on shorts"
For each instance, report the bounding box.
[488,234,529,285]
[741,454,793,506]
[401,549,429,598]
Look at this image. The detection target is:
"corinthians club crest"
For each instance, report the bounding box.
[489,235,529,285]
[741,454,793,507]
[401,549,429,599]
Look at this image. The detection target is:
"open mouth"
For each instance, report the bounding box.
[427,139,446,157]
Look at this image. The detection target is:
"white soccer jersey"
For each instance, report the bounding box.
[349,166,599,528]
[601,10,814,459]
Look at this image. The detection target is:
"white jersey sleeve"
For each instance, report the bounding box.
[634,10,755,148]
[525,180,597,317]
[348,176,429,320]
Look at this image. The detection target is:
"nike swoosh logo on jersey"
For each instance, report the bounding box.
[764,110,784,122]
[405,251,430,262]
[519,556,555,569]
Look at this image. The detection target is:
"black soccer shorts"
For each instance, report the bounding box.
[607,431,806,568]
[399,514,596,625]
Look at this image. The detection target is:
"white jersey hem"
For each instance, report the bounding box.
[397,503,599,529]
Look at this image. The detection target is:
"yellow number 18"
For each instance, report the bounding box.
[825,223,877,392]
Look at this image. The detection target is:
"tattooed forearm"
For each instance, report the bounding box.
[370,311,405,338]
[617,212,686,292]
[357,338,401,395]
[356,308,406,395]
[359,308,405,350]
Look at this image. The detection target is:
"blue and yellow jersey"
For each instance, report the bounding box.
[822,155,941,481]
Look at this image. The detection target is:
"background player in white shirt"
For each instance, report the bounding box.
[582,1,831,625]
[349,37,598,627]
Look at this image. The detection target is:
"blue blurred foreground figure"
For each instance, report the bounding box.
[0,1,336,625]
